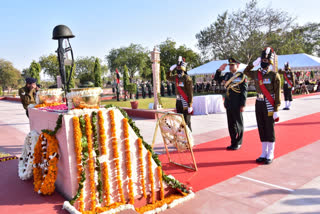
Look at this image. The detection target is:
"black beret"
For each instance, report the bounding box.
[26,77,37,84]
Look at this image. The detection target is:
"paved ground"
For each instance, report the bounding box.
[0,93,320,213]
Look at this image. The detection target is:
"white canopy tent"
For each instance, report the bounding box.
[188,53,320,76]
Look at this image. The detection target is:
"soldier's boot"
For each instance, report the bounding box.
[265,142,275,164]
[256,142,267,163]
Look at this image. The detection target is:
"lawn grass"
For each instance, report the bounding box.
[101,97,177,109]
[101,92,258,110]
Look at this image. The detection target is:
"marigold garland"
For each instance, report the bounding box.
[85,114,97,211]
[137,138,147,198]
[33,132,59,195]
[109,110,125,203]
[91,111,103,204]
[69,116,84,211]
[123,118,134,204]
[95,202,125,213]
[98,110,111,206]
[135,194,184,214]
[148,151,155,204]
[157,166,164,200]
[1,156,18,162]
[35,102,62,108]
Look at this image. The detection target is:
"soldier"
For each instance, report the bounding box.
[215,58,248,150]
[147,81,152,98]
[18,77,38,118]
[160,81,165,97]
[136,81,139,99]
[167,56,193,130]
[141,81,146,99]
[243,47,281,165]
[171,82,176,95]
[278,62,295,110]
[167,81,172,96]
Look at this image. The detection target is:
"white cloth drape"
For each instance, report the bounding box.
[193,95,225,115]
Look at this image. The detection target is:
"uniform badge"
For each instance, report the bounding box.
[178,82,184,87]
[263,79,271,84]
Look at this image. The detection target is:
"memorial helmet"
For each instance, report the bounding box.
[52,25,75,40]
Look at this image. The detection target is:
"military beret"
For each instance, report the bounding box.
[26,77,37,84]
[228,58,240,65]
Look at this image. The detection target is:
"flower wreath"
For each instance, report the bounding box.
[18,130,39,180]
[159,115,194,152]
[33,132,59,195]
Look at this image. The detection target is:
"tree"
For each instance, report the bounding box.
[65,65,75,91]
[160,66,166,81]
[106,43,149,82]
[158,38,201,72]
[123,65,129,101]
[196,0,295,63]
[38,54,59,82]
[75,56,96,84]
[93,58,102,87]
[29,61,41,84]
[295,23,320,56]
[0,59,23,93]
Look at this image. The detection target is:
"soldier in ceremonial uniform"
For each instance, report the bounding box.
[141,81,146,99]
[146,81,152,98]
[243,47,281,164]
[278,62,295,110]
[166,81,172,96]
[18,77,38,118]
[215,58,248,150]
[167,56,193,130]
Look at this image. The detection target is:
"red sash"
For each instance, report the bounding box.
[257,70,275,107]
[284,72,293,88]
[175,76,189,103]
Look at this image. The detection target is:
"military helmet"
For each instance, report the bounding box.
[52,25,75,40]
[284,62,290,69]
[261,47,275,65]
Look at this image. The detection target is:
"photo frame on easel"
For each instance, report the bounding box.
[152,111,198,171]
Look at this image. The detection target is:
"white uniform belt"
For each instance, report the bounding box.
[256,93,264,101]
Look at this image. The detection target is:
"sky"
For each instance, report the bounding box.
[1,0,320,71]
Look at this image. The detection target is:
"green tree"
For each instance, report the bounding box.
[65,65,75,91]
[93,58,102,87]
[0,59,23,93]
[158,38,201,72]
[75,56,96,84]
[160,66,166,81]
[29,61,41,84]
[295,23,320,56]
[106,43,149,82]
[38,54,59,82]
[123,65,129,101]
[196,0,295,63]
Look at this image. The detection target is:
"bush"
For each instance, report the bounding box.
[126,83,137,95]
[247,91,257,97]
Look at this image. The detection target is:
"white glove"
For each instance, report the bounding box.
[188,107,193,114]
[253,57,261,67]
[273,111,279,122]
[170,64,177,71]
[292,87,295,91]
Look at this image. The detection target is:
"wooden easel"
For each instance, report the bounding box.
[152,111,197,171]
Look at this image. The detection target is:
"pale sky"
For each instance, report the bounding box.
[0,0,319,71]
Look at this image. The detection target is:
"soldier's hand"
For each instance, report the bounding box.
[219,63,227,71]
[253,57,261,67]
[170,64,177,71]
[273,111,280,122]
[188,107,193,114]
[240,106,245,112]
